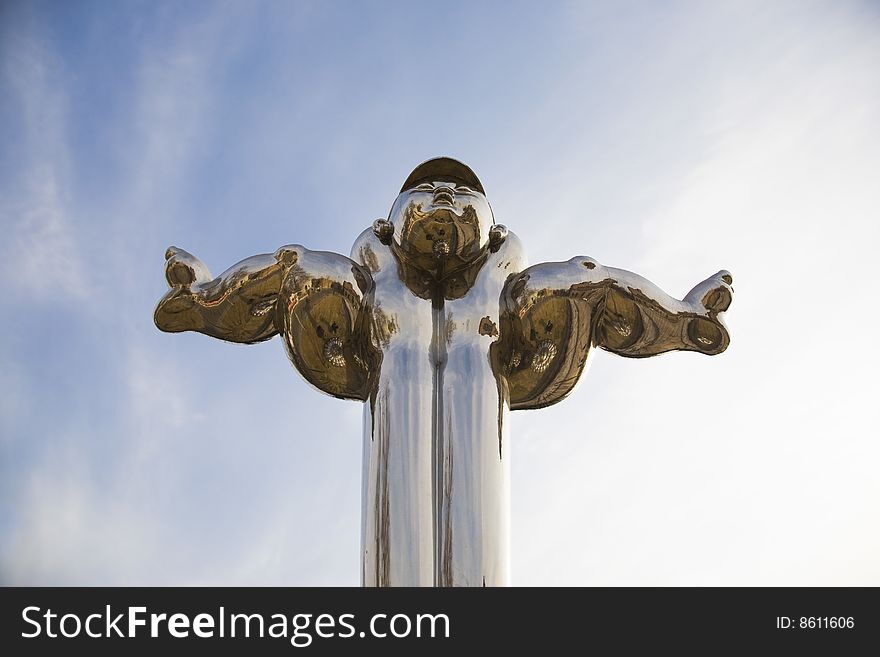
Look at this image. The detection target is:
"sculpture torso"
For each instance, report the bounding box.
[351,225,525,586]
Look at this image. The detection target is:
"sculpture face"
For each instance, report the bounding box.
[389,180,493,274]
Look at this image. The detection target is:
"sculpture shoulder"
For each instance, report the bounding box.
[499,228,525,264]
[483,227,526,283]
[497,256,606,410]
[273,242,377,401]
[350,227,398,278]
[276,243,371,291]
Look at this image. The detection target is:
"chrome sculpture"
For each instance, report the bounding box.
[155,157,733,586]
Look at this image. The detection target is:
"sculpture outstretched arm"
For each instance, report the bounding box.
[500,256,733,410]
[154,246,292,343]
[154,244,377,400]
[592,262,732,357]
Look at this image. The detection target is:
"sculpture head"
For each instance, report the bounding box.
[383,157,496,274]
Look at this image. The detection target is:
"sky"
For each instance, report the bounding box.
[1,0,878,586]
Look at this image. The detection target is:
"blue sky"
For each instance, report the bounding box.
[1,0,878,585]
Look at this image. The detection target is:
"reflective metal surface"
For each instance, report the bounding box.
[351,225,435,586]
[500,259,732,410]
[155,157,733,586]
[154,244,376,401]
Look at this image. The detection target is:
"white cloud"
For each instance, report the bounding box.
[510,2,880,585]
[0,442,166,585]
[124,5,259,214]
[0,355,28,441]
[0,344,197,584]
[0,34,89,301]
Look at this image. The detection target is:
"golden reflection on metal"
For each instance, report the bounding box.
[155,157,733,587]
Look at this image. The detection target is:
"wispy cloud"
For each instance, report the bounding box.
[1,32,89,301]
[511,1,880,586]
[0,441,165,585]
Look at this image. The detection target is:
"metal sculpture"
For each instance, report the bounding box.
[155,157,733,586]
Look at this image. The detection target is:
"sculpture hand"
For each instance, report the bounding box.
[684,270,733,315]
[163,246,212,287]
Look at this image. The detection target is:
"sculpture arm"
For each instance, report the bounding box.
[154,245,292,343]
[500,257,732,409]
[154,244,377,400]
[593,262,732,357]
